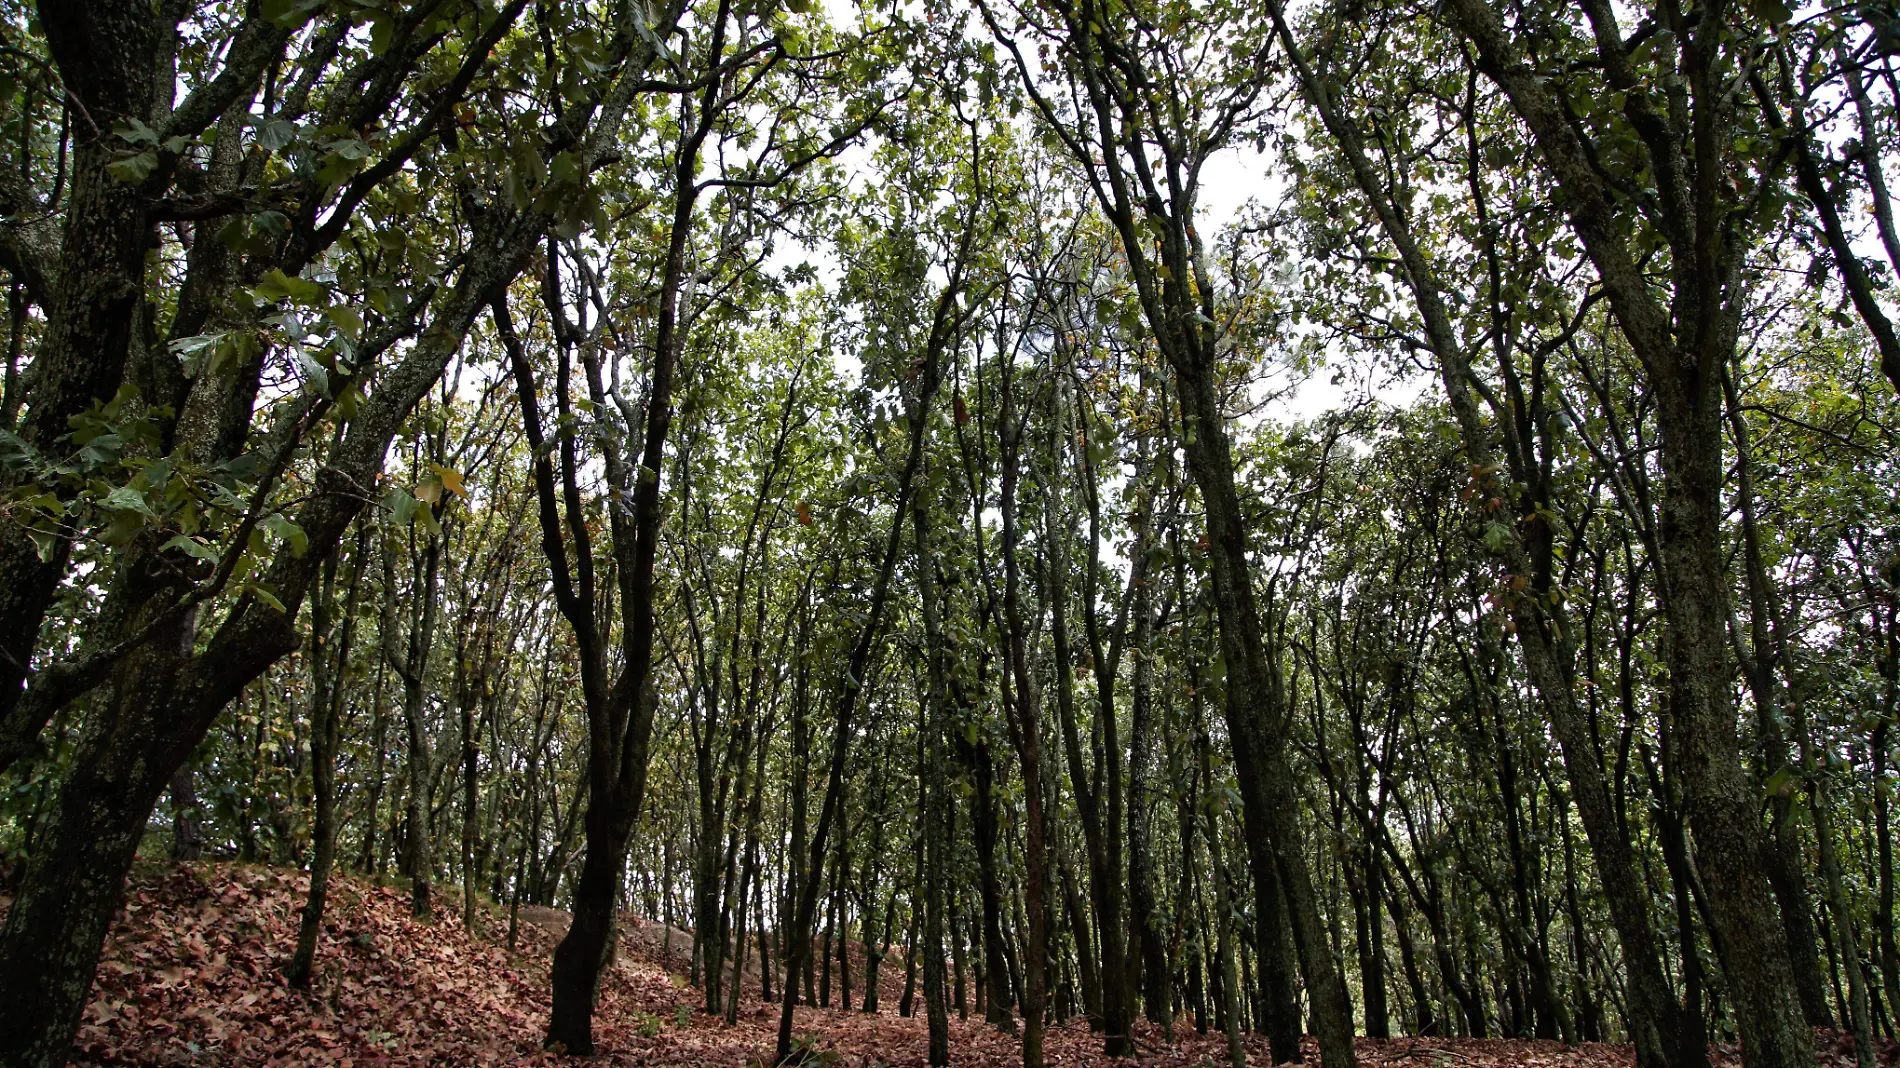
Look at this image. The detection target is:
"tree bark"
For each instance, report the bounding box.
[289,530,367,987]
[1440,6,1818,1064]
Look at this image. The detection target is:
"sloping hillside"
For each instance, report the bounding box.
[23,860,1886,1067]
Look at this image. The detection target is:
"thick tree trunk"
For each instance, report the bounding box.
[0,572,295,1067]
[1654,399,1813,1068]
[0,0,168,765]
[1438,6,1819,1065]
[0,698,190,1067]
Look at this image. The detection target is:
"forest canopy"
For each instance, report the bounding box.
[0,0,1896,1067]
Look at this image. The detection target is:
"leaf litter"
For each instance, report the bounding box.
[24,861,1893,1067]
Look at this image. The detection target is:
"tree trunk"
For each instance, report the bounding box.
[1440,6,1820,1065]
[1126,468,1169,1027]
[963,730,1018,1031]
[1201,711,1249,1068]
[771,349,938,1062]
[0,0,170,767]
[289,534,366,987]
[916,473,954,1066]
[396,530,443,919]
[0,611,208,1056]
[168,767,204,861]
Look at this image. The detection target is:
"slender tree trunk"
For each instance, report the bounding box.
[461,651,484,935]
[397,531,443,919]
[950,890,969,1019]
[531,10,724,1036]
[289,532,366,986]
[1353,841,1390,1039]
[902,879,922,1019]
[917,474,955,1067]
[1201,710,1248,1068]
[864,891,895,1013]
[772,381,932,1060]
[168,767,204,862]
[1876,717,1899,1035]
[822,884,836,1008]
[999,345,1049,1068]
[358,656,391,875]
[1061,852,1102,1025]
[964,732,1017,1031]
[1726,367,1840,1033]
[1126,467,1169,1026]
[728,728,768,1024]
[838,829,854,1013]
[1169,322,1350,1068]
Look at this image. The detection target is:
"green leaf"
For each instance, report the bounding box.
[102,509,146,546]
[255,268,326,305]
[255,119,298,152]
[26,526,58,562]
[260,0,323,27]
[1763,765,1799,799]
[106,150,159,185]
[104,484,157,517]
[161,533,222,563]
[261,512,309,557]
[114,118,158,146]
[248,582,288,614]
[385,487,420,525]
[323,304,363,342]
[294,349,331,397]
[317,147,367,188]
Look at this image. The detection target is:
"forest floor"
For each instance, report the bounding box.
[20,860,1892,1067]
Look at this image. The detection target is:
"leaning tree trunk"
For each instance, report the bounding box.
[1174,352,1349,1067]
[0,595,207,1068]
[1440,5,1818,1064]
[1256,9,1697,1059]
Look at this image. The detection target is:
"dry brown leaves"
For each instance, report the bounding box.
[50,861,1899,1068]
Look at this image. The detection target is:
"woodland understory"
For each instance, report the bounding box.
[21,860,1895,1067]
[0,0,1898,1067]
